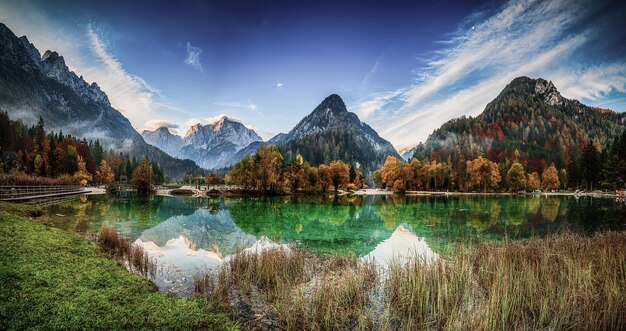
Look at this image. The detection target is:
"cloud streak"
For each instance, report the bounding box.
[184,42,203,72]
[84,24,163,129]
[355,0,626,149]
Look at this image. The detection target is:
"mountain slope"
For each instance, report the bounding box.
[141,116,262,169]
[269,94,400,172]
[411,77,625,172]
[141,127,183,157]
[0,23,203,178]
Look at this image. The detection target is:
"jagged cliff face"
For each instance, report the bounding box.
[141,116,262,169]
[182,116,261,151]
[0,23,204,178]
[0,23,140,145]
[268,94,401,172]
[534,78,565,107]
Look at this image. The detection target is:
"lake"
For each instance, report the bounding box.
[44,194,626,295]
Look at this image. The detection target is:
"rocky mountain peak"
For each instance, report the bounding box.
[313,94,348,115]
[18,36,42,66]
[534,78,564,106]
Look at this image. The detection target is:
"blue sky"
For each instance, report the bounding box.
[1,0,625,149]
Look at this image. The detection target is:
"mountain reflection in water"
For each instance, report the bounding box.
[44,194,626,295]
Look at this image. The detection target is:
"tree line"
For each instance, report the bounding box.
[226,145,363,194]
[0,112,164,186]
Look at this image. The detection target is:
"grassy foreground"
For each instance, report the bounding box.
[200,232,626,330]
[0,202,237,330]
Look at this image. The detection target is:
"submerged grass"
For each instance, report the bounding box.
[0,205,237,330]
[95,225,156,278]
[198,232,626,330]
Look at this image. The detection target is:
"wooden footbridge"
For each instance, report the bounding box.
[0,185,84,202]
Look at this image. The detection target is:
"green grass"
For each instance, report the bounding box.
[0,205,237,330]
[0,201,43,218]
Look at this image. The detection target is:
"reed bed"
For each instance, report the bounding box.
[196,232,626,330]
[94,225,157,278]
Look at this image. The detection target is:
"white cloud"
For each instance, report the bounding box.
[84,25,163,127]
[276,82,284,90]
[214,100,259,113]
[355,0,626,149]
[184,42,203,72]
[142,119,180,133]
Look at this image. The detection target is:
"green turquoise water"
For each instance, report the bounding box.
[46,194,626,257]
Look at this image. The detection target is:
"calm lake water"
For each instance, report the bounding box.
[45,194,626,295]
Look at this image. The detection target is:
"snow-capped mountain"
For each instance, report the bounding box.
[141,115,262,169]
[141,127,183,157]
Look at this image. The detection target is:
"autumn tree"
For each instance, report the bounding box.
[95,160,115,185]
[380,156,400,189]
[206,173,221,190]
[254,145,284,192]
[318,164,331,192]
[328,160,350,192]
[541,163,560,191]
[76,155,92,186]
[506,162,527,192]
[131,159,153,194]
[353,172,364,189]
[527,172,541,190]
[427,160,451,191]
[287,154,306,192]
[228,155,255,190]
[467,156,501,192]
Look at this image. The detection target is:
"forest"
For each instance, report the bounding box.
[0,112,165,186]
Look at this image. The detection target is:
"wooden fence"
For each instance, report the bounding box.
[0,185,84,201]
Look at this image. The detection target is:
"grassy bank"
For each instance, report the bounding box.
[200,232,626,330]
[0,202,237,330]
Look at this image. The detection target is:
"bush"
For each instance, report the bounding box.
[0,173,80,186]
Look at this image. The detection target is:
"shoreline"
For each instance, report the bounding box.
[84,184,626,201]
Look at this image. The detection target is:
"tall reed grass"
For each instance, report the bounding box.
[95,225,156,278]
[196,232,626,330]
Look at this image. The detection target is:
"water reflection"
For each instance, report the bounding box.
[362,225,438,268]
[44,194,626,295]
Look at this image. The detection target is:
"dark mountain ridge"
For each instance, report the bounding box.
[0,22,203,178]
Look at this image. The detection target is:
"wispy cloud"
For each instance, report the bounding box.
[355,0,626,149]
[184,42,203,72]
[84,24,164,128]
[143,119,180,133]
[214,100,259,113]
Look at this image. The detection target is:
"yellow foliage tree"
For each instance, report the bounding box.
[506,162,527,192]
[328,160,350,192]
[467,156,501,192]
[527,172,541,190]
[131,159,153,194]
[541,164,560,191]
[95,160,115,185]
[76,155,92,187]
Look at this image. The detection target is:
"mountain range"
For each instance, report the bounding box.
[142,94,401,173]
[1,22,623,179]
[142,116,262,169]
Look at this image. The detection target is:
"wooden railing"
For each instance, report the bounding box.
[0,185,84,201]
